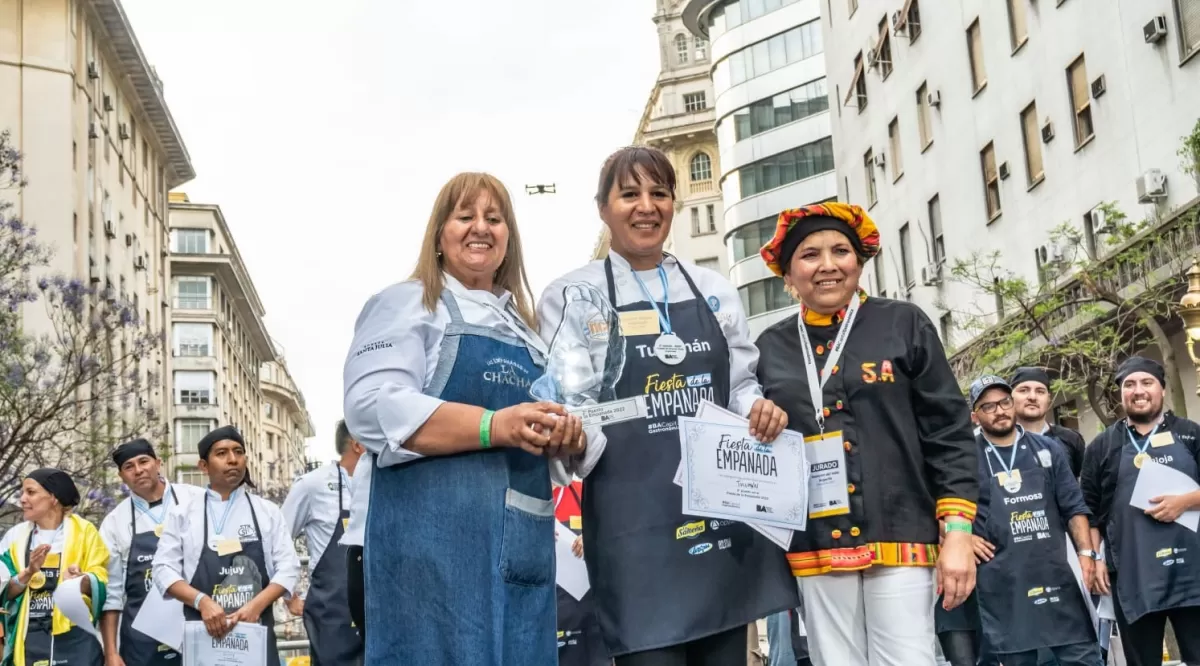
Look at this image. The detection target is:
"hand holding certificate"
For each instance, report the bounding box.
[678,416,810,530]
[183,621,267,666]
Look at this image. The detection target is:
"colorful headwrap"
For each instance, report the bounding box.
[759,203,882,277]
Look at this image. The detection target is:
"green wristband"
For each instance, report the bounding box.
[480,410,495,449]
[943,521,973,535]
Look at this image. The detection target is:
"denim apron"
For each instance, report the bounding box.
[584,257,798,657]
[1110,422,1200,623]
[23,534,103,666]
[119,488,181,665]
[302,469,362,666]
[364,291,556,666]
[976,436,1094,654]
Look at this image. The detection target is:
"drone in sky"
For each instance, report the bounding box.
[526,184,556,195]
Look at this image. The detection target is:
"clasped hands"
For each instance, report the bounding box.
[492,402,587,458]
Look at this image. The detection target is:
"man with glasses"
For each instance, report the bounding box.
[965,375,1101,666]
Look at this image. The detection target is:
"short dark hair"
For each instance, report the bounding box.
[594,146,676,205]
[335,420,353,455]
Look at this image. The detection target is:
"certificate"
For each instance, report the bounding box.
[183,621,268,666]
[679,416,809,530]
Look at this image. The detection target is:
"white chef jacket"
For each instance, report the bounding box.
[340,273,546,546]
[151,486,299,600]
[340,452,371,548]
[281,462,352,595]
[0,523,66,587]
[536,252,765,477]
[99,481,205,612]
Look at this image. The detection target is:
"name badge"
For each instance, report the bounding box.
[342,518,349,532]
[1150,431,1175,448]
[569,515,582,530]
[806,430,851,519]
[216,539,243,556]
[1037,449,1052,468]
[618,310,660,337]
[43,553,61,569]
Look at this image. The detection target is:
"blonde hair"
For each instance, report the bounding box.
[410,173,537,329]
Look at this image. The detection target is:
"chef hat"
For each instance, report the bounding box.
[1114,356,1166,387]
[1010,367,1052,390]
[27,468,80,508]
[760,203,881,277]
[197,425,245,460]
[112,438,157,468]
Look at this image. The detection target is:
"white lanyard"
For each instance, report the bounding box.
[797,296,860,433]
[986,440,1020,476]
[134,488,173,525]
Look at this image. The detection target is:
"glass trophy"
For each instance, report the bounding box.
[530,283,645,426]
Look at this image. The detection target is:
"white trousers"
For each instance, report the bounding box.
[799,566,937,666]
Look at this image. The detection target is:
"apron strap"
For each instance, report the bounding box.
[439,290,466,325]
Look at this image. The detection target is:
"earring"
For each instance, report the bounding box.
[436,251,443,259]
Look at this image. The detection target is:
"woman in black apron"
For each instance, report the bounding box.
[538,146,797,665]
[0,468,106,666]
[301,469,362,666]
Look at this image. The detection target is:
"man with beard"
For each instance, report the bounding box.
[1082,356,1200,666]
[152,426,300,666]
[99,439,205,666]
[1010,367,1087,479]
[967,376,1100,666]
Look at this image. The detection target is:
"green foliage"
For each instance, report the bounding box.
[1181,117,1200,186]
[945,199,1200,425]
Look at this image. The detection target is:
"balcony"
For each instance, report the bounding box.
[642,107,717,147]
[689,179,715,195]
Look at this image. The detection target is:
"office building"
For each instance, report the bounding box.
[261,355,315,487]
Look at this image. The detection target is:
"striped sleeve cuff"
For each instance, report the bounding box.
[936,498,977,522]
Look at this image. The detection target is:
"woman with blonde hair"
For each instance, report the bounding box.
[343,172,586,665]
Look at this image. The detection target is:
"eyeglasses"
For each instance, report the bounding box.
[976,396,1014,414]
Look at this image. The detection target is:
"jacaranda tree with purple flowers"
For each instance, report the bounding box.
[0,129,164,525]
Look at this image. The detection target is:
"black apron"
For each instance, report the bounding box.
[23,532,104,666]
[301,469,363,666]
[555,485,608,666]
[977,438,1094,654]
[182,494,281,666]
[583,257,798,656]
[1110,423,1200,624]
[119,488,181,665]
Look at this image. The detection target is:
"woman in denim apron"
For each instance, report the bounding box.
[343,173,586,666]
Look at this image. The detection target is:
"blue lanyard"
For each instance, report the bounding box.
[134,487,172,525]
[630,265,673,335]
[1125,423,1160,456]
[986,441,1020,475]
[207,487,241,536]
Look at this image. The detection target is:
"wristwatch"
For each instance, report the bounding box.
[1078,549,1098,560]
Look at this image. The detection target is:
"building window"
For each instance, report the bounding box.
[1020,102,1044,184]
[738,278,792,317]
[177,468,206,486]
[738,137,835,199]
[899,223,914,288]
[888,117,903,182]
[683,92,707,112]
[916,82,933,149]
[876,17,893,79]
[173,276,211,310]
[176,419,213,454]
[967,19,987,93]
[907,0,922,41]
[265,402,274,420]
[712,0,803,38]
[849,53,867,110]
[173,322,213,357]
[695,38,708,61]
[848,0,858,15]
[721,20,824,87]
[691,207,702,236]
[939,312,953,343]
[1083,207,1100,258]
[1067,55,1094,146]
[1177,0,1200,60]
[981,141,1001,219]
[690,152,713,182]
[874,252,888,297]
[864,149,878,206]
[172,228,208,254]
[722,78,828,143]
[695,257,721,272]
[1007,0,1029,50]
[729,216,778,262]
[928,194,944,263]
[175,370,216,405]
[675,34,689,64]
[706,204,716,233]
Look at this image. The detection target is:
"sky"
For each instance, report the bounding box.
[120,0,662,461]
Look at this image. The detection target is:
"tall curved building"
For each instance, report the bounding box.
[682,0,837,336]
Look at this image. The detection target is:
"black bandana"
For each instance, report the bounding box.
[112,438,157,468]
[197,425,246,461]
[1115,356,1166,387]
[27,468,80,508]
